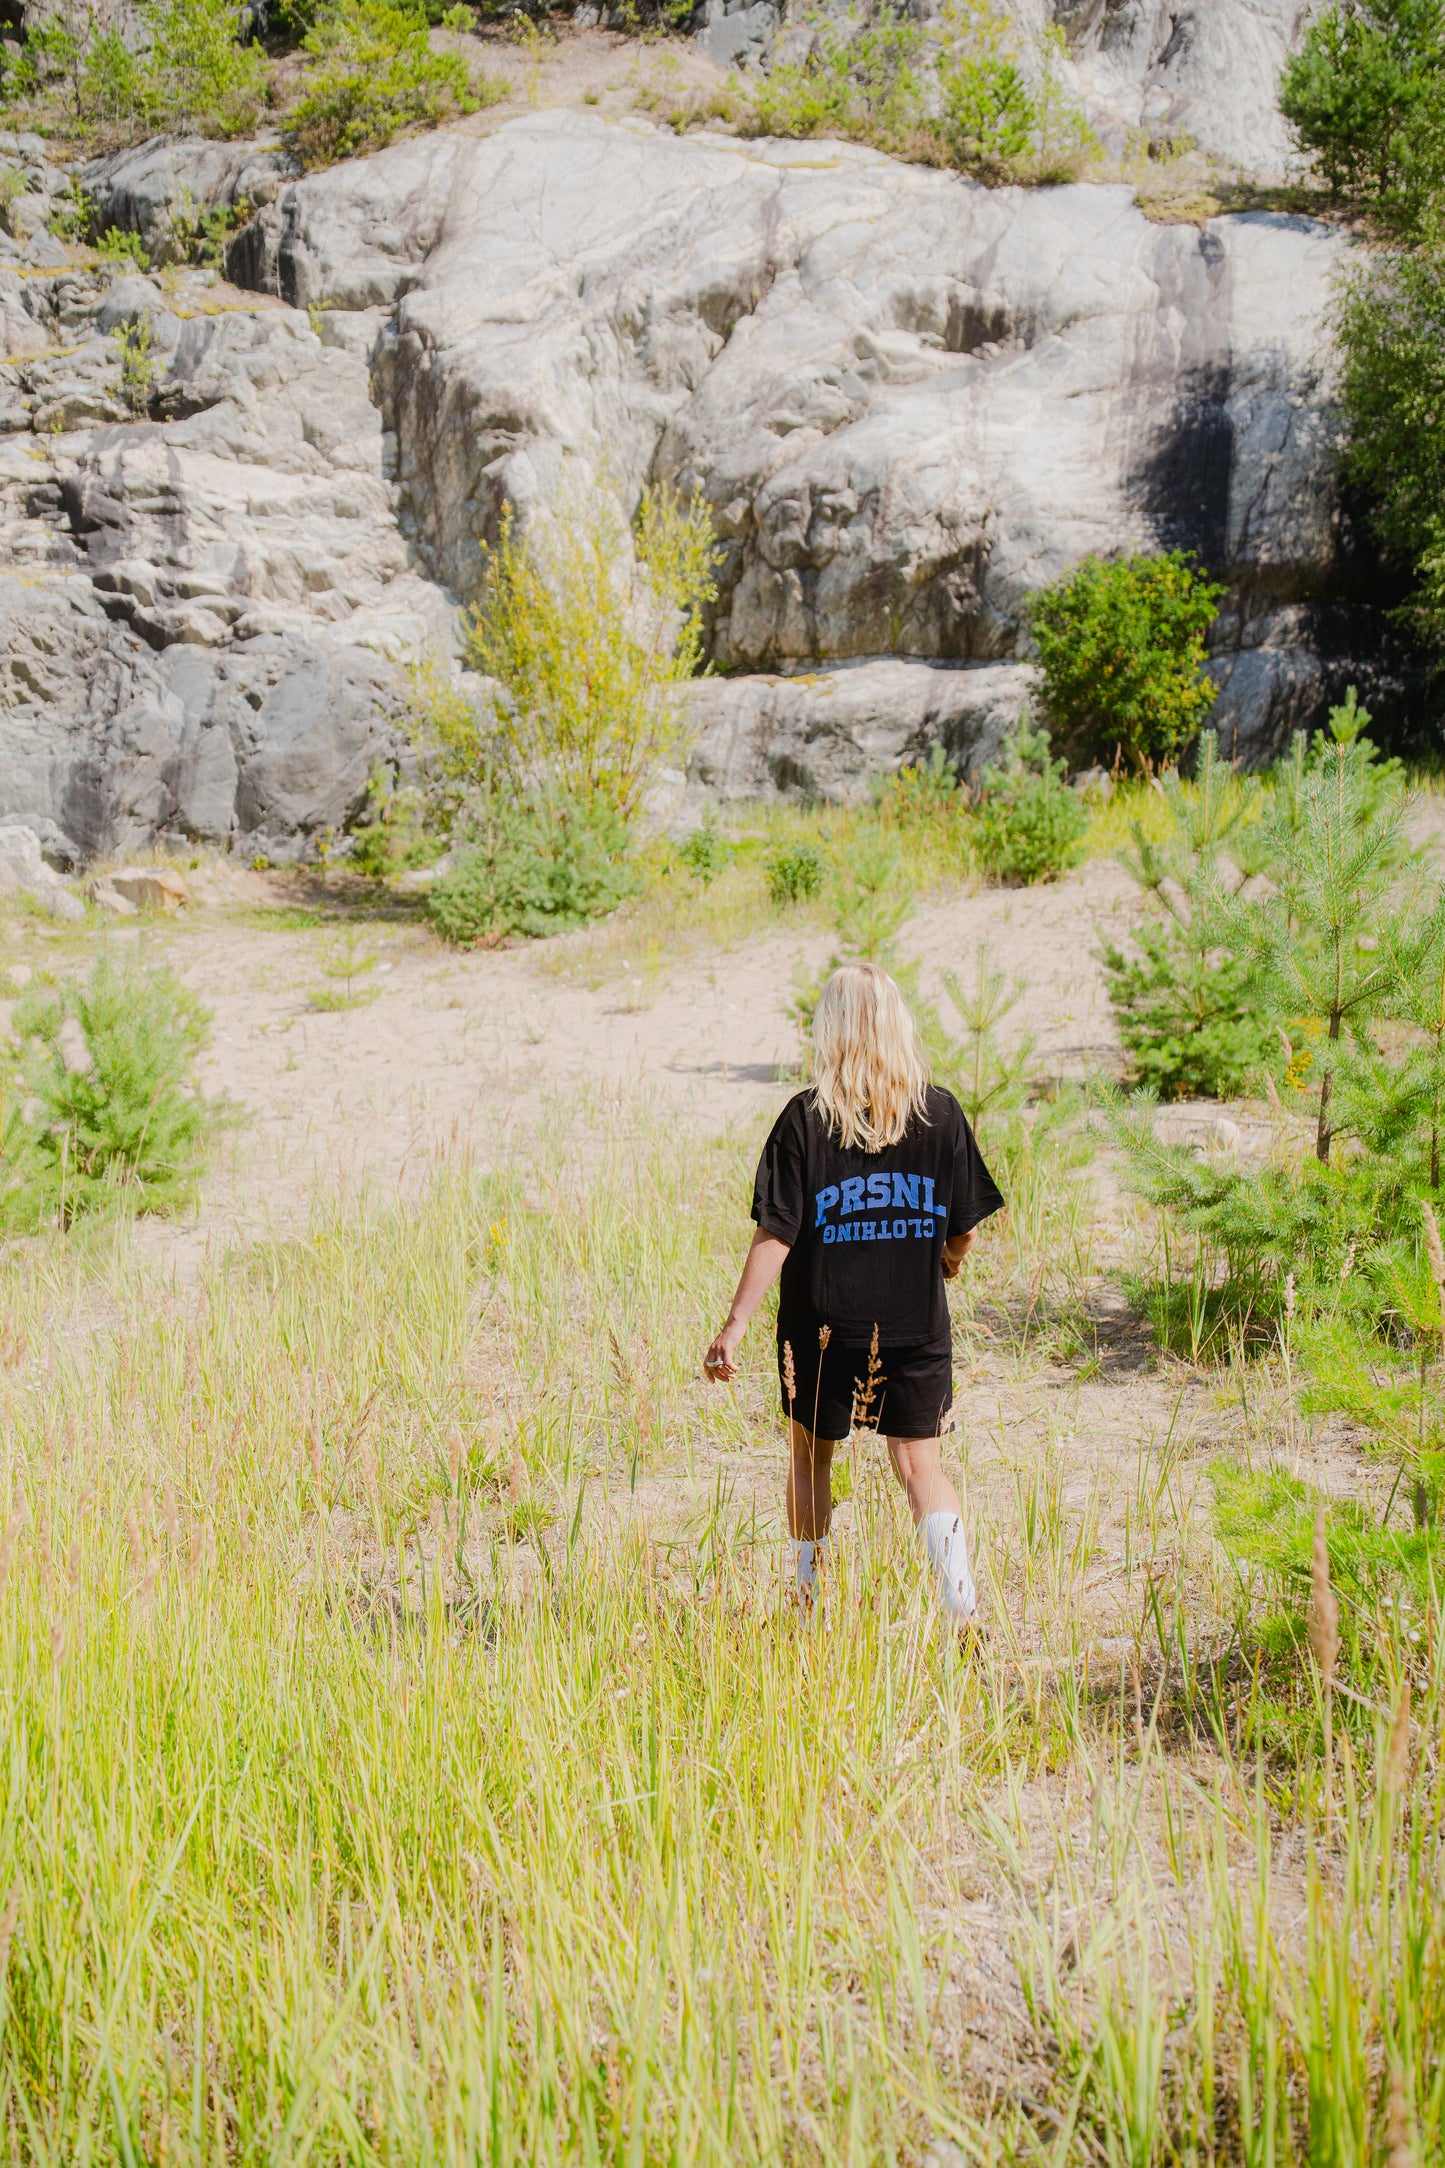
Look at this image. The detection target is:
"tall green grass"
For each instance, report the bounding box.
[0,1095,1438,2160]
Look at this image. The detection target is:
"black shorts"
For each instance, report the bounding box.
[777,1330,954,1441]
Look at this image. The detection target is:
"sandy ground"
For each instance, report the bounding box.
[93,851,1136,1260]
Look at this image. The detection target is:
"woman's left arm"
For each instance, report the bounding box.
[942,1227,979,1280]
[703,1230,791,1380]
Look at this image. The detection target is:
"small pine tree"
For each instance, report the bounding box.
[1101,732,1279,1099]
[1245,690,1408,1162]
[973,716,1087,885]
[0,956,217,1230]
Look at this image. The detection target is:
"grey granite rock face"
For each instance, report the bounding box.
[0,104,1414,854]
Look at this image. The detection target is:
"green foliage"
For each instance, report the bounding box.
[678,820,728,889]
[1211,1461,1444,1621]
[973,717,1087,885]
[112,315,157,413]
[95,226,149,269]
[1101,732,1280,1099]
[1334,226,1445,638]
[738,0,1092,180]
[1279,0,1445,233]
[874,744,962,831]
[0,955,216,1231]
[936,949,1035,1138]
[8,0,267,144]
[463,482,719,821]
[426,788,635,947]
[746,4,926,148]
[765,843,825,907]
[936,1,1095,181]
[291,0,492,165]
[1028,551,1224,771]
[166,187,251,269]
[1247,692,1407,1164]
[348,763,441,881]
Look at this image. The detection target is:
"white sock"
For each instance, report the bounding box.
[923,1510,976,1620]
[793,1534,831,1595]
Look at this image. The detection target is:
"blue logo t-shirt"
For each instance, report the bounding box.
[750,1085,1004,1349]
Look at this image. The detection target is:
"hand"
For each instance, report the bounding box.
[703,1321,743,1381]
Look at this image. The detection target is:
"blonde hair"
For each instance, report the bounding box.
[811,962,930,1151]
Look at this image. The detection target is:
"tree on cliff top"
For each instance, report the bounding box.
[1280,0,1445,233]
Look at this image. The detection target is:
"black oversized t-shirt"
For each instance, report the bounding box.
[751,1085,1004,1350]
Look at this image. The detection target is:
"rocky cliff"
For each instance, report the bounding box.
[0,87,1400,861]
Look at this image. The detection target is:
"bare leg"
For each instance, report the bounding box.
[886,1434,976,1621]
[787,1420,835,1540]
[885,1434,962,1527]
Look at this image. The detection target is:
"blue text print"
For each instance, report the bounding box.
[812,1174,945,1244]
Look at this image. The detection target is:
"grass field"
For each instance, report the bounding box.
[0,1070,1439,2164]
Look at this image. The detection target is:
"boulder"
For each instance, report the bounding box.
[106,865,189,911]
[0,822,84,919]
[685,658,1036,800]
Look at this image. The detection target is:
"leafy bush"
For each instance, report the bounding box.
[874,745,962,831]
[973,717,1087,885]
[678,820,728,888]
[1279,0,1445,233]
[1101,731,1280,1099]
[95,227,149,269]
[1028,551,1224,771]
[426,789,635,946]
[0,956,216,1231]
[1211,1461,1443,1628]
[1335,228,1445,639]
[460,481,719,821]
[746,5,926,147]
[766,843,825,907]
[291,0,492,165]
[8,0,269,143]
[936,0,1095,181]
[738,0,1093,181]
[348,763,440,880]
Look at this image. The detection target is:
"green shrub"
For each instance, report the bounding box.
[766,843,826,907]
[1101,731,1280,1099]
[1028,551,1224,771]
[460,481,718,821]
[874,745,962,831]
[973,717,1087,885]
[291,0,493,165]
[0,956,217,1231]
[426,789,635,946]
[936,0,1094,181]
[1279,0,1445,233]
[95,226,149,269]
[1335,229,1445,638]
[1211,1461,1444,1629]
[8,0,267,144]
[678,820,728,888]
[746,5,926,147]
[348,763,441,880]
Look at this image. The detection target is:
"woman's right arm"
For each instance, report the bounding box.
[703,1230,791,1381]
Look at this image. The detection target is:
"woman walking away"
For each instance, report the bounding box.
[703,961,1003,1621]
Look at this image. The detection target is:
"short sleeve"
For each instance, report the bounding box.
[751,1097,808,1245]
[945,1097,1005,1236]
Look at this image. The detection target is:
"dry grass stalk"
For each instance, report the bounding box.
[1385,1678,1412,1793]
[1310,1499,1340,1830]
[1387,2067,1415,2168]
[0,1881,19,1984]
[507,1451,527,1505]
[781,1339,796,1409]
[1423,1198,1445,1296]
